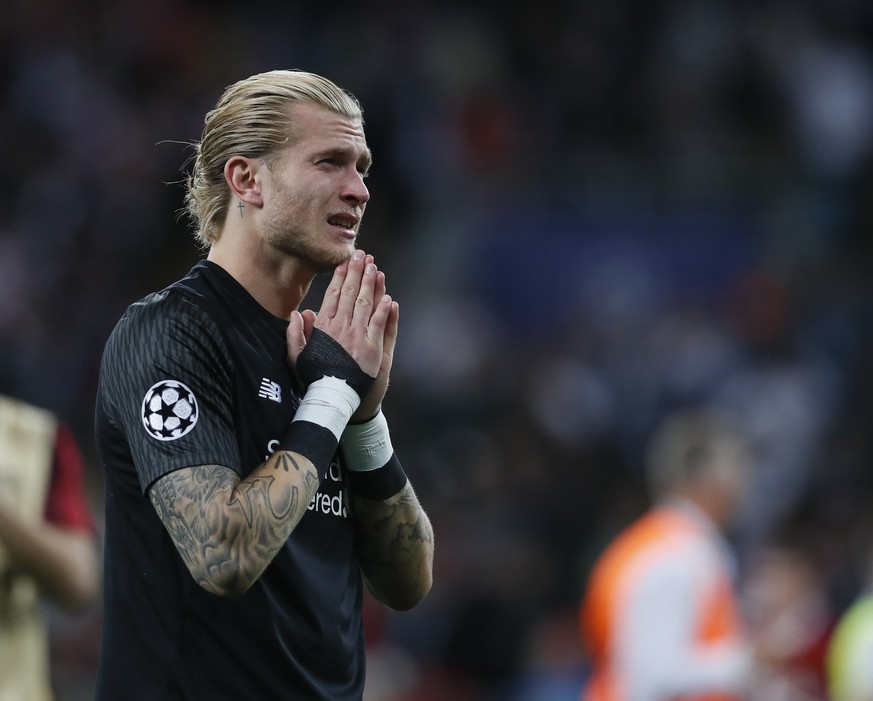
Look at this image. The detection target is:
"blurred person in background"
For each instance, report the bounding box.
[826,547,873,701]
[579,407,754,701]
[0,393,98,701]
[743,538,835,701]
[94,69,433,700]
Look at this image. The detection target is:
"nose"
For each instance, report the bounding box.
[342,169,370,207]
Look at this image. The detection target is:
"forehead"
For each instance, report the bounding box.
[287,102,368,157]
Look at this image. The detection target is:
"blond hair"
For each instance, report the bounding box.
[646,407,749,498]
[184,70,363,247]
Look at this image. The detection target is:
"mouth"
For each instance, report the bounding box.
[327,213,360,236]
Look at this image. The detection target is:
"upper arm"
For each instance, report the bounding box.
[99,293,240,492]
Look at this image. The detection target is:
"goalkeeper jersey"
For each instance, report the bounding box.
[95,259,364,700]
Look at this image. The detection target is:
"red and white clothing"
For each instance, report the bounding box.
[580,499,751,701]
[0,395,94,701]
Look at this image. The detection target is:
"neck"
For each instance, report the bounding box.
[207,238,315,319]
[668,489,727,531]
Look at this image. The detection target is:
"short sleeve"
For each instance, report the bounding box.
[98,290,241,492]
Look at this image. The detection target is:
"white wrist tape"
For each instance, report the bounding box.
[341,411,393,472]
[292,376,360,441]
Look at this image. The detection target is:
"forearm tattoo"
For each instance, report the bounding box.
[149,459,320,596]
[352,483,434,607]
[274,452,302,473]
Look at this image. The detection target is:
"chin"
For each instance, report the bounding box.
[310,247,355,273]
[278,238,355,273]
[327,243,355,266]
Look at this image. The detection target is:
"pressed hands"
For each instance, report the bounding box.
[287,248,398,421]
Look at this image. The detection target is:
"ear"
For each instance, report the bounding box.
[224,156,265,208]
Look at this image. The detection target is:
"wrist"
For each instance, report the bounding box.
[345,454,408,502]
[341,411,392,472]
[341,412,407,501]
[278,376,360,470]
[293,376,360,441]
[276,422,337,473]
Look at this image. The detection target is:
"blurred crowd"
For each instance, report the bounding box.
[2,0,873,699]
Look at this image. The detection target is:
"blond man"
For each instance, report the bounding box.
[95,70,433,700]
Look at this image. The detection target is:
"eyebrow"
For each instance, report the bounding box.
[315,146,372,172]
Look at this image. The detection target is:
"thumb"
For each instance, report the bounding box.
[301,309,317,338]
[286,310,307,365]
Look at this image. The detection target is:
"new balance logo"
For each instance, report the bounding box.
[258,378,282,403]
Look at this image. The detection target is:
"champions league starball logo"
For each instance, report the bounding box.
[141,380,199,441]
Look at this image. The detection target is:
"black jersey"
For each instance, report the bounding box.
[95,260,365,700]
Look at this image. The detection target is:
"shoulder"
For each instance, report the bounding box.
[98,273,234,405]
[0,393,56,428]
[108,262,217,331]
[590,509,708,589]
[124,278,214,329]
[105,282,223,359]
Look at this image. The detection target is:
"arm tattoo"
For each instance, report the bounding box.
[275,452,302,473]
[356,490,432,562]
[149,460,320,597]
[227,475,295,526]
[352,483,434,609]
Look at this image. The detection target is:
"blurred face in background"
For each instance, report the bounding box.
[694,437,753,530]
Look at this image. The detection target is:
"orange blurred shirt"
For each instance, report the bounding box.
[580,499,751,701]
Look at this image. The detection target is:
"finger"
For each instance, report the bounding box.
[367,293,393,339]
[318,263,348,319]
[362,270,386,329]
[371,270,386,311]
[378,301,399,370]
[352,262,379,327]
[286,310,307,364]
[335,250,369,322]
[383,301,399,358]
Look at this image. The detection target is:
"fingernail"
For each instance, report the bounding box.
[365,263,376,275]
[353,250,364,261]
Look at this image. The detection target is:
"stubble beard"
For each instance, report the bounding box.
[273,231,353,273]
[262,210,355,274]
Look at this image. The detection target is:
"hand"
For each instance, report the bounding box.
[352,277,398,422]
[287,250,397,416]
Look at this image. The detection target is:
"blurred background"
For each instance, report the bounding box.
[1,0,872,699]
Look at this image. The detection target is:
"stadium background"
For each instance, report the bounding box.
[2,0,873,698]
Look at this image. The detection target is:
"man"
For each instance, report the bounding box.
[579,408,753,701]
[95,70,434,700]
[0,394,98,701]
